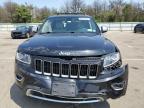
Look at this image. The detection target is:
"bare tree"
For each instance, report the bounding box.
[93,0,101,14]
[71,0,84,12]
[109,0,125,21]
[61,1,71,13]
[60,0,85,13]
[0,6,8,22]
[84,5,94,16]
[35,7,51,21]
[0,0,144,22]
[4,1,18,22]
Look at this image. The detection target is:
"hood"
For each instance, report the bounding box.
[12,29,26,33]
[18,33,117,56]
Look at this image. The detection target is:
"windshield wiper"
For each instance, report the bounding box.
[69,31,76,33]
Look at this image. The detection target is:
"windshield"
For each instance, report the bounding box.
[39,17,100,34]
[16,26,28,31]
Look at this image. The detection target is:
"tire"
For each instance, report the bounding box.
[11,36,15,39]
[26,33,30,38]
[142,28,144,34]
[134,28,137,33]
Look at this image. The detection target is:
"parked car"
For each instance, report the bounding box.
[11,26,33,39]
[15,13,128,104]
[134,23,144,33]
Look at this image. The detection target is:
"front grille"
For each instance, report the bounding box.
[34,58,102,79]
[13,32,22,35]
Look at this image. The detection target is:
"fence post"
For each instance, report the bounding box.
[109,23,110,31]
[120,22,122,32]
[131,23,133,31]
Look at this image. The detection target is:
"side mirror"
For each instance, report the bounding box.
[101,26,108,33]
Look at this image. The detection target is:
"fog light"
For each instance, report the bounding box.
[16,74,24,82]
[111,81,126,91]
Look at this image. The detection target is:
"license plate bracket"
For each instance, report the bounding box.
[52,81,76,97]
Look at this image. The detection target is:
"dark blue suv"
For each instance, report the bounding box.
[15,14,128,104]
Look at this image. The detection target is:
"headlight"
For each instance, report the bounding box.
[103,52,120,68]
[16,52,31,64]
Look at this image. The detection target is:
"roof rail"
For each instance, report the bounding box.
[56,12,85,15]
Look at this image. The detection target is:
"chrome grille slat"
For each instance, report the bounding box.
[89,64,97,79]
[52,62,60,77]
[43,61,51,75]
[70,64,79,78]
[69,64,71,78]
[34,58,102,79]
[79,64,88,79]
[35,59,43,74]
[61,63,69,77]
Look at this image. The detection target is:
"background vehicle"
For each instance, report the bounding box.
[11,26,33,39]
[15,14,128,104]
[134,23,144,33]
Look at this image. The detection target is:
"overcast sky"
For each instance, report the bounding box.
[0,0,143,9]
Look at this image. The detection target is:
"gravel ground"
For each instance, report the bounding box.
[0,31,144,108]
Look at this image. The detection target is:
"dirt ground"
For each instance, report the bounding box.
[0,31,144,108]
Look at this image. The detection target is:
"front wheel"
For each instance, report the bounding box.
[134,28,137,33]
[11,36,15,39]
[26,33,30,38]
[142,28,144,34]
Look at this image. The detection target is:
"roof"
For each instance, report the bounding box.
[48,13,91,19]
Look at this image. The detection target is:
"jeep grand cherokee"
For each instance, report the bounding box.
[15,14,128,103]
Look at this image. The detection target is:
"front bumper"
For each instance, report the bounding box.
[11,33,26,38]
[15,62,128,103]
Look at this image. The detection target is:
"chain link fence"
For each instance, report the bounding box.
[98,22,142,31]
[0,22,143,31]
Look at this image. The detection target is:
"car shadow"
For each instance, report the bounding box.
[10,83,110,108]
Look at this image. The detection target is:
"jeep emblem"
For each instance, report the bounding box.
[59,51,71,56]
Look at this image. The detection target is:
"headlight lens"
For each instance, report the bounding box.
[103,52,120,68]
[16,52,31,64]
